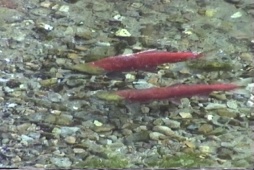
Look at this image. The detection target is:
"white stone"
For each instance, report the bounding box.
[115,29,131,37]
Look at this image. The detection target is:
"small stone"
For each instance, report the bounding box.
[35,21,53,31]
[153,118,164,126]
[115,29,131,37]
[139,125,147,131]
[56,58,66,65]
[58,5,69,13]
[73,148,86,153]
[122,129,132,136]
[217,147,234,159]
[199,145,211,154]
[112,14,125,21]
[226,100,238,109]
[92,124,115,132]
[93,120,103,127]
[125,73,136,82]
[35,164,45,168]
[50,157,72,168]
[206,114,213,121]
[50,110,61,115]
[205,103,227,110]
[56,114,73,125]
[162,118,181,129]
[16,123,31,133]
[184,140,196,149]
[141,106,150,114]
[48,92,62,103]
[125,131,150,143]
[153,125,174,136]
[21,134,33,141]
[217,108,237,118]
[75,28,96,40]
[60,126,80,137]
[40,1,52,8]
[64,136,76,144]
[198,124,213,134]
[11,156,22,163]
[149,132,166,140]
[231,11,242,18]
[179,112,192,119]
[152,125,184,140]
[205,9,216,17]
[52,127,61,136]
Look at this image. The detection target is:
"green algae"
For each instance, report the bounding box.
[75,151,213,168]
[75,155,129,168]
[146,152,213,168]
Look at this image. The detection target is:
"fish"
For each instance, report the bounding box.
[69,50,204,74]
[96,83,241,102]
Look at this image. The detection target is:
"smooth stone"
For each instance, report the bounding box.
[226,100,238,109]
[205,103,227,110]
[162,118,181,129]
[50,157,72,168]
[64,136,76,144]
[149,132,167,140]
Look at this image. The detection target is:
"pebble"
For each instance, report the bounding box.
[179,112,192,119]
[64,136,76,144]
[56,114,73,125]
[205,9,217,17]
[50,157,72,168]
[205,103,227,110]
[16,123,31,133]
[93,120,103,127]
[149,132,167,140]
[125,73,136,82]
[162,118,181,129]
[115,28,131,37]
[217,108,237,118]
[21,134,34,143]
[199,145,212,154]
[11,156,22,163]
[231,11,242,18]
[198,124,213,134]
[58,5,69,13]
[48,92,63,103]
[92,124,115,132]
[112,14,125,21]
[226,100,238,109]
[125,131,150,143]
[152,125,182,140]
[60,127,80,137]
[122,129,132,136]
[40,1,52,8]
[153,118,164,126]
[73,148,86,153]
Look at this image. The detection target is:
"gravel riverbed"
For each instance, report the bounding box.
[0,0,253,168]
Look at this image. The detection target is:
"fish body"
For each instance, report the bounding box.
[70,50,203,74]
[115,83,240,102]
[91,50,202,72]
